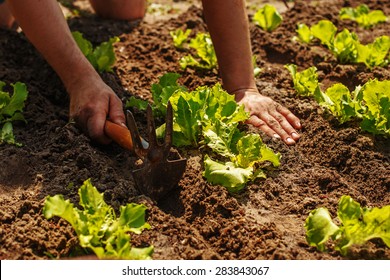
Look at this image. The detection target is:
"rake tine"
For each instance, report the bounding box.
[146,104,158,148]
[164,102,173,154]
[126,110,148,158]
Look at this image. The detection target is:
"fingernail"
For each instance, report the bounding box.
[286,137,295,145]
[296,121,301,128]
[292,132,299,139]
[120,122,127,127]
[273,134,281,139]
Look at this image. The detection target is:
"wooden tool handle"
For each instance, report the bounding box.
[104,120,134,151]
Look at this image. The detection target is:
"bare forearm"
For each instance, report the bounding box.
[7,0,98,92]
[201,0,255,93]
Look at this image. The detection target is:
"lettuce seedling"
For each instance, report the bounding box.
[0,81,28,146]
[339,4,388,28]
[126,72,187,118]
[156,76,279,192]
[253,4,283,32]
[311,20,359,63]
[331,29,359,63]
[293,23,313,43]
[72,31,119,73]
[176,31,260,76]
[287,66,390,136]
[170,28,191,49]
[305,195,390,255]
[150,72,187,117]
[43,179,153,260]
[355,79,390,136]
[300,20,389,67]
[131,73,280,192]
[310,20,337,48]
[356,35,390,68]
[316,83,358,124]
[125,96,149,111]
[179,32,217,70]
[285,64,319,96]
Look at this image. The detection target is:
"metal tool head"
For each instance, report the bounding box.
[126,102,187,200]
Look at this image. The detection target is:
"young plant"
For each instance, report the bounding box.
[311,20,359,63]
[356,35,390,68]
[72,31,119,73]
[293,23,313,44]
[339,4,388,29]
[0,81,28,146]
[252,4,283,32]
[179,32,217,70]
[174,30,261,76]
[355,79,390,136]
[43,179,153,260]
[170,28,191,49]
[126,73,280,192]
[310,19,337,48]
[315,83,358,124]
[126,72,187,118]
[299,20,389,67]
[287,66,390,136]
[305,195,390,255]
[152,74,280,192]
[285,64,319,96]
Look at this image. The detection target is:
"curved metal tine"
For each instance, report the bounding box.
[146,104,158,149]
[163,101,173,155]
[126,110,148,159]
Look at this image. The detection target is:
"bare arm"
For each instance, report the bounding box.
[7,0,126,144]
[201,0,301,145]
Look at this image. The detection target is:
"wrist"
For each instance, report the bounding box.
[61,61,101,98]
[229,87,259,102]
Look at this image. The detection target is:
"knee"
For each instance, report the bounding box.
[90,0,146,21]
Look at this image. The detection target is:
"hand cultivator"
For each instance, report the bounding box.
[104,102,187,200]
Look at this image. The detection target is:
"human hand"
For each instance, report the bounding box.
[234,88,301,145]
[68,78,126,144]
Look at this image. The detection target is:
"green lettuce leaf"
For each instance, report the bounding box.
[320,83,358,123]
[305,195,390,255]
[72,31,119,73]
[203,155,253,193]
[356,35,390,68]
[310,20,337,47]
[43,179,153,260]
[253,4,283,32]
[145,73,279,192]
[339,4,388,28]
[285,64,319,96]
[294,23,313,43]
[180,32,217,70]
[305,207,340,252]
[170,28,191,49]
[125,96,149,111]
[0,81,28,146]
[331,29,359,63]
[151,72,187,116]
[356,79,390,135]
[234,134,280,168]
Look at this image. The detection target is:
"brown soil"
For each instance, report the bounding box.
[0,0,389,260]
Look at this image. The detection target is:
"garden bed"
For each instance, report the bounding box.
[0,0,389,260]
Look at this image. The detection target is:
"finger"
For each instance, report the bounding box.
[272,111,300,141]
[247,115,279,139]
[261,113,296,145]
[87,111,112,145]
[108,94,126,127]
[276,104,301,130]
